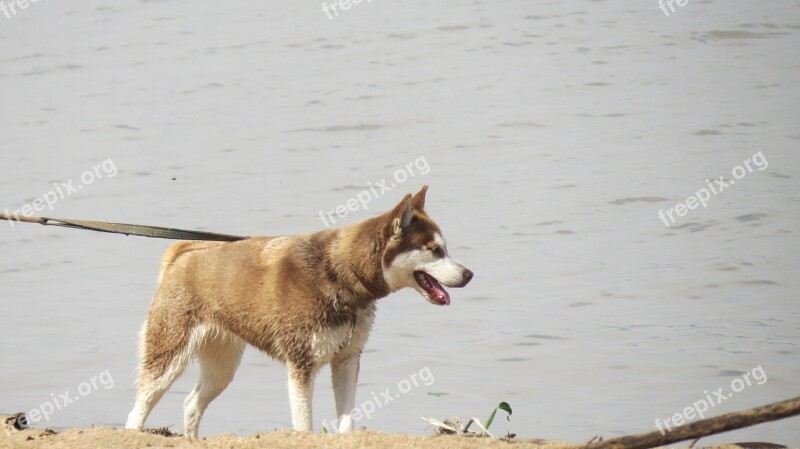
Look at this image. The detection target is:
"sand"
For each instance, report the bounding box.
[1,414,580,449]
[2,415,785,449]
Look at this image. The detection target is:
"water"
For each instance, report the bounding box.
[1,0,798,445]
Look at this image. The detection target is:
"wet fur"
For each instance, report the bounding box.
[125,186,472,437]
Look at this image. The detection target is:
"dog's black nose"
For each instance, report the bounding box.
[462,269,474,285]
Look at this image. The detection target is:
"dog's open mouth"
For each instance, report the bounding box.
[414,271,450,306]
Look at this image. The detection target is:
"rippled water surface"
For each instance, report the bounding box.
[1,0,799,445]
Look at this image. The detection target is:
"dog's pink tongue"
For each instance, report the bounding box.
[423,272,450,306]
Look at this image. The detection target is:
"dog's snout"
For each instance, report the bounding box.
[461,268,474,286]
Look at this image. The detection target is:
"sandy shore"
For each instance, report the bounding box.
[1,415,786,449]
[1,415,577,449]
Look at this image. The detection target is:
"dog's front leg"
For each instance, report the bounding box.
[331,354,360,432]
[287,364,316,432]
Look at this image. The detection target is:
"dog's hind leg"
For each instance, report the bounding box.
[125,320,192,432]
[183,326,245,439]
[287,363,317,432]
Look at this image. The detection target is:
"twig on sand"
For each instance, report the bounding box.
[422,416,509,440]
[422,417,468,436]
[582,396,800,449]
[423,401,514,440]
[470,418,495,438]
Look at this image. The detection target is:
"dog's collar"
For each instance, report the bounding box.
[344,263,387,300]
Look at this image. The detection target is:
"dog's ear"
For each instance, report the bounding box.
[389,193,414,238]
[412,185,428,211]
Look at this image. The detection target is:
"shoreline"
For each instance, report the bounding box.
[1,414,788,449]
[1,414,575,449]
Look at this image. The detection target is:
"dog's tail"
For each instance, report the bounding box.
[157,241,222,283]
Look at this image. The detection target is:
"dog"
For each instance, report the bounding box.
[124,185,473,438]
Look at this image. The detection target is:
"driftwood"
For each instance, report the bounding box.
[582,396,800,449]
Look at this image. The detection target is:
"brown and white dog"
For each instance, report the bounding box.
[124,185,473,438]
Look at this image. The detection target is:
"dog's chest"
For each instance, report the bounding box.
[311,305,375,365]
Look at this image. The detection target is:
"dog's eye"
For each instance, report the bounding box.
[430,246,443,256]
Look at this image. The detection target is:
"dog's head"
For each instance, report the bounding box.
[381,186,473,306]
